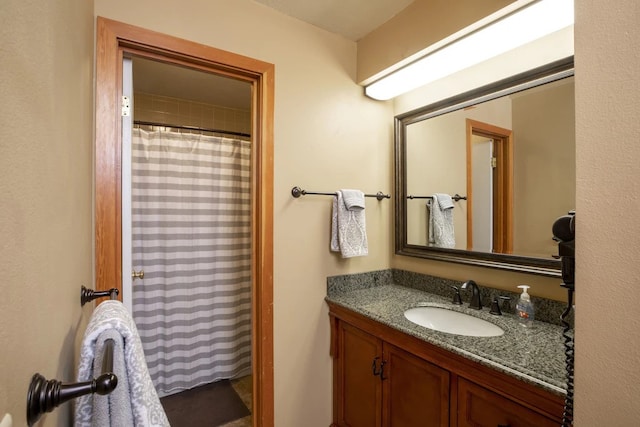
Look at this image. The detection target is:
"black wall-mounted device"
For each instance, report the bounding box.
[553,211,575,289]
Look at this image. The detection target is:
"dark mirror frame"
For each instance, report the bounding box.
[394,57,574,277]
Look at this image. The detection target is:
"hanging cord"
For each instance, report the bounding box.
[560,287,574,427]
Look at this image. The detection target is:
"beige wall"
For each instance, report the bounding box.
[512,80,575,257]
[574,0,640,424]
[3,0,639,425]
[0,0,94,426]
[405,113,469,248]
[94,0,392,425]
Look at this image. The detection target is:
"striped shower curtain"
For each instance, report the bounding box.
[131,128,252,397]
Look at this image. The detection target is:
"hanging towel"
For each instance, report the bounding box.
[427,193,456,248]
[331,189,368,258]
[74,300,170,427]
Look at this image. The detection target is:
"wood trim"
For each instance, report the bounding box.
[465,119,513,254]
[329,313,339,359]
[449,372,459,427]
[95,18,122,302]
[465,122,474,251]
[95,17,274,427]
[501,131,514,254]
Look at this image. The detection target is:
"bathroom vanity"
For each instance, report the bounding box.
[326,273,567,427]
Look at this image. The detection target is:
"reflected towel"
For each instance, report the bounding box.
[428,193,455,248]
[74,300,169,427]
[331,189,368,258]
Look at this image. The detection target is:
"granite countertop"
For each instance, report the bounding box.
[326,283,568,396]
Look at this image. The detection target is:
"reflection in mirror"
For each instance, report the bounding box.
[395,59,575,276]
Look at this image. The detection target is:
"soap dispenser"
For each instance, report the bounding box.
[516,285,535,327]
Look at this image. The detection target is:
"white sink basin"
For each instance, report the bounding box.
[404,306,504,337]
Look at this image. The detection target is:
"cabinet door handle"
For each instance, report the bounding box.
[379,360,387,381]
[372,357,387,380]
[372,357,382,376]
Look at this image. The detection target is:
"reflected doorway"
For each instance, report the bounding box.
[466,119,513,254]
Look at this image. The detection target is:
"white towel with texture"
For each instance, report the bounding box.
[74,300,169,427]
[427,193,455,248]
[331,189,368,257]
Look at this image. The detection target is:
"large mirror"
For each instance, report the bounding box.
[395,58,575,277]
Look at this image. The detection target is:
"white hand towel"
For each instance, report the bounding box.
[436,193,455,210]
[331,189,368,257]
[341,189,366,210]
[427,194,455,248]
[75,300,169,427]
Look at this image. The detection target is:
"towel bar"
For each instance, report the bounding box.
[407,193,467,201]
[291,186,390,201]
[26,287,120,426]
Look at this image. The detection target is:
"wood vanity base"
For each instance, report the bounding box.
[328,302,564,427]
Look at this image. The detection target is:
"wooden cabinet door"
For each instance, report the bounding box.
[382,343,450,427]
[335,321,383,427]
[457,378,559,427]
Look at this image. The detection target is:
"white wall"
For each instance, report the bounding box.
[574,0,640,424]
[0,1,94,426]
[93,1,393,425]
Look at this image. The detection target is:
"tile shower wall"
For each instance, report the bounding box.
[134,92,251,136]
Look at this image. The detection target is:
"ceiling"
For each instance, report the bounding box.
[133,1,414,109]
[252,0,414,41]
[132,57,252,110]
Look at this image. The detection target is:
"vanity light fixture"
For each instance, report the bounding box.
[364,0,574,101]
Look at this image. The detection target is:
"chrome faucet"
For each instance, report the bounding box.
[461,280,482,310]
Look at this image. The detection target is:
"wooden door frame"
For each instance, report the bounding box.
[465,119,513,254]
[94,17,274,426]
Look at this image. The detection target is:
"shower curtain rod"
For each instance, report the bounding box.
[134,120,251,138]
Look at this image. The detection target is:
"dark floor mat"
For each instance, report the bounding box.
[160,380,250,426]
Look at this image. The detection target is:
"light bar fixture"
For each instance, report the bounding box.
[365,0,574,101]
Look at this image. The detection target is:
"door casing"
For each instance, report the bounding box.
[94,17,274,426]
